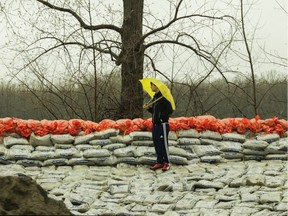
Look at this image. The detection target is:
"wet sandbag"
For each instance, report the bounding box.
[51,134,75,145]
[29,133,53,147]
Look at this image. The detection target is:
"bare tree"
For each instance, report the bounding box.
[2,0,237,119]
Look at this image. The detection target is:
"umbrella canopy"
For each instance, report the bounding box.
[139,78,176,110]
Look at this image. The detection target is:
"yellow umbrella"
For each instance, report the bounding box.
[139,78,176,110]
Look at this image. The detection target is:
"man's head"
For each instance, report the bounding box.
[150,82,159,93]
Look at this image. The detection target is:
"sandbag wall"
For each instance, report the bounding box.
[0,128,287,167]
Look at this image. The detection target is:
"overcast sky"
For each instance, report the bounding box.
[0,0,287,82]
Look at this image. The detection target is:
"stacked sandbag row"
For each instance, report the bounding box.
[0,129,287,167]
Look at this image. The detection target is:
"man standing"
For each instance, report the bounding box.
[143,82,173,171]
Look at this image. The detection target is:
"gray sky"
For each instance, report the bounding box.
[0,0,287,82]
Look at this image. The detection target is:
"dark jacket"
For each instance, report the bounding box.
[148,92,173,124]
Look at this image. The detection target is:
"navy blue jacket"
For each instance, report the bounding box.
[147,92,173,124]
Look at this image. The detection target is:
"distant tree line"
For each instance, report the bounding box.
[0,73,286,121]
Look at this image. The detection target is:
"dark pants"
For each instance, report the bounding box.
[152,123,170,164]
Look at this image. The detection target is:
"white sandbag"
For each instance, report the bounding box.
[265,154,287,160]
[35,146,55,152]
[102,143,126,151]
[51,134,75,144]
[243,149,268,156]
[5,149,31,160]
[74,133,98,145]
[200,139,222,146]
[43,158,69,166]
[217,141,242,152]
[4,136,29,148]
[169,155,189,165]
[186,153,199,160]
[168,140,178,146]
[82,148,111,158]
[243,155,265,161]
[222,152,243,159]
[0,145,6,156]
[75,144,100,151]
[89,139,112,146]
[200,155,223,163]
[256,134,280,143]
[200,130,222,141]
[222,133,246,143]
[90,156,117,166]
[113,146,136,157]
[117,157,138,165]
[10,144,34,151]
[129,131,152,141]
[68,157,95,166]
[30,150,55,160]
[16,159,42,167]
[0,156,12,165]
[191,145,222,157]
[134,146,155,157]
[266,138,288,154]
[131,140,154,147]
[109,135,133,144]
[54,144,74,149]
[178,129,200,138]
[168,131,178,140]
[178,138,200,145]
[138,156,155,165]
[243,140,269,150]
[54,148,81,158]
[29,133,53,147]
[94,129,119,139]
[169,146,189,158]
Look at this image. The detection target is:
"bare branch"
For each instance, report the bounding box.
[36,0,122,34]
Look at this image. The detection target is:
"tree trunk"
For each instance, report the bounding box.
[117,0,144,119]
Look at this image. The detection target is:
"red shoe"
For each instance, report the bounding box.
[150,163,164,170]
[162,163,170,171]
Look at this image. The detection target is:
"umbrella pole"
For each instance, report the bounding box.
[146,96,163,107]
